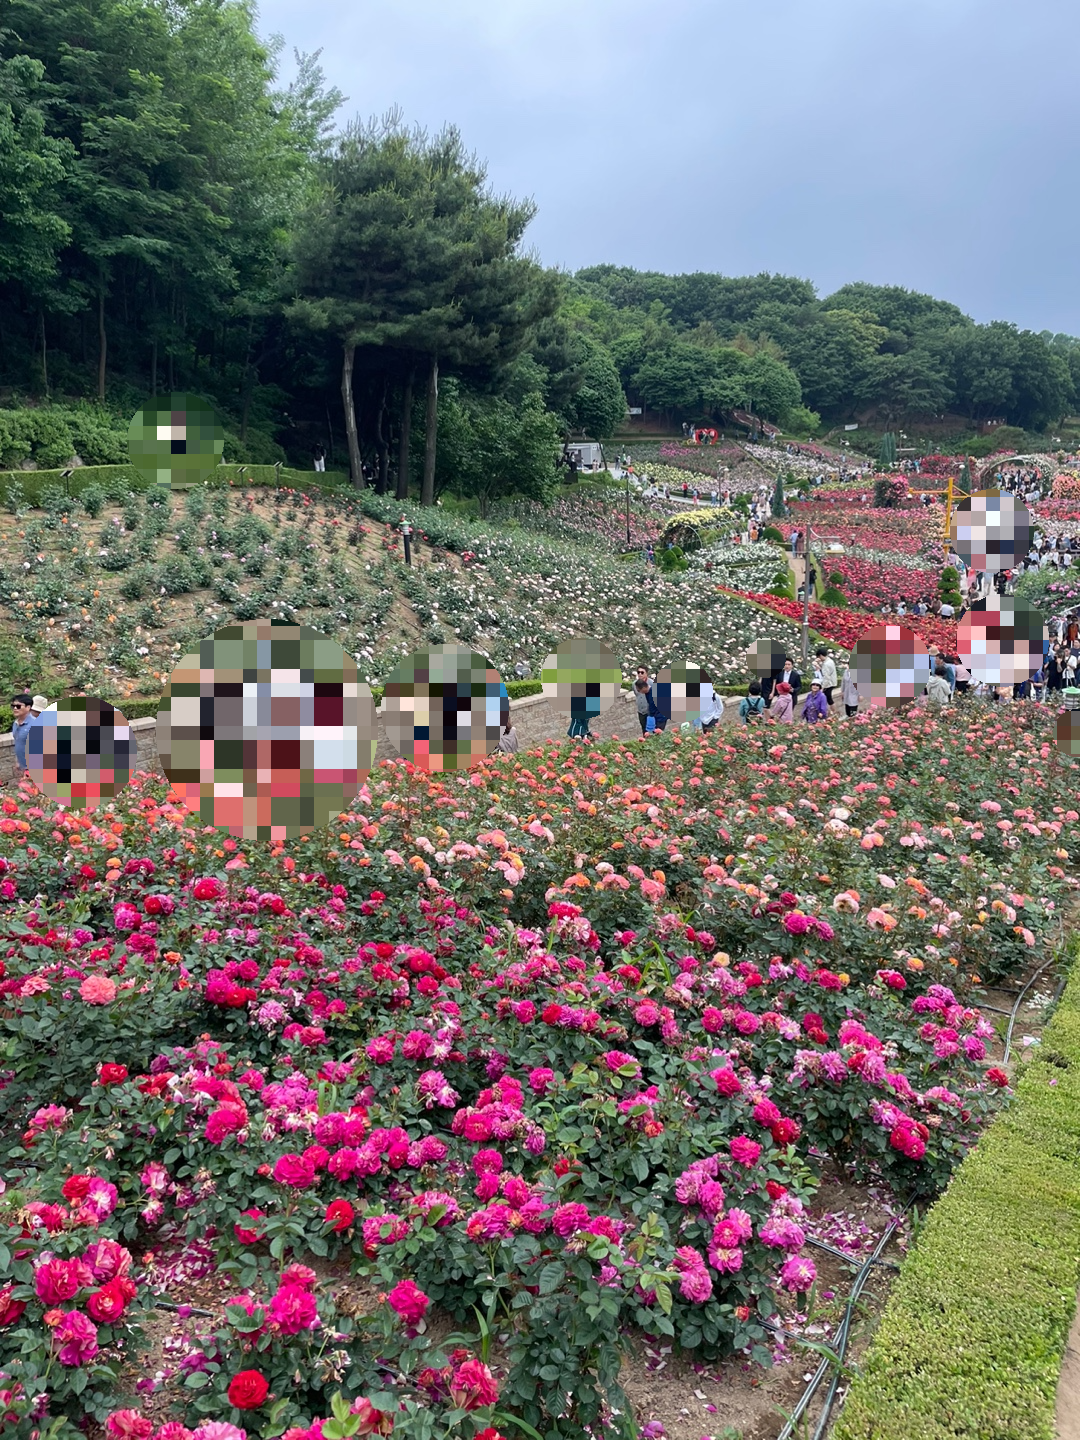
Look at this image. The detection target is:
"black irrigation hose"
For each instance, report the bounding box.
[1003,955,1059,1065]
[774,1196,917,1440]
[805,1236,901,1272]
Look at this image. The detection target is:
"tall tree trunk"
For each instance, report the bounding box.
[240,317,254,443]
[97,284,107,401]
[325,403,335,469]
[341,343,363,488]
[421,354,438,507]
[396,367,414,500]
[375,380,389,495]
[39,312,49,397]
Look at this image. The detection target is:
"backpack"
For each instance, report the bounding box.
[742,695,765,719]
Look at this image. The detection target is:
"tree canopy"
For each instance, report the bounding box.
[0,0,1077,505]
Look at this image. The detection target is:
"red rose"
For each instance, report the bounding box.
[234,1208,265,1245]
[0,1286,26,1327]
[98,1064,128,1086]
[227,1370,269,1410]
[325,1199,354,1232]
[770,1117,801,1146]
[986,1067,1010,1089]
[86,1278,130,1324]
[765,1180,788,1200]
[193,877,225,901]
[62,1174,94,1203]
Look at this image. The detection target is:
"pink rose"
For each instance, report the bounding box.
[273,1153,316,1189]
[35,1257,90,1305]
[386,1279,430,1326]
[53,1309,99,1366]
[205,1108,244,1144]
[730,1136,762,1167]
[268,1284,318,1335]
[449,1359,499,1411]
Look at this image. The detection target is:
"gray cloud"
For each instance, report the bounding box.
[258,0,1080,331]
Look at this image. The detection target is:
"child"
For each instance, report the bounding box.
[803,681,829,724]
[769,681,794,722]
[498,720,519,753]
[738,682,766,723]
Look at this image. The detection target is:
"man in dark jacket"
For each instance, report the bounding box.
[779,656,801,699]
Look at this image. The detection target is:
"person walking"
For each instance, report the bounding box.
[802,681,829,723]
[738,682,766,723]
[634,675,652,736]
[841,664,859,717]
[567,716,593,741]
[779,655,801,699]
[769,681,794,722]
[312,443,327,472]
[815,647,838,705]
[10,693,32,778]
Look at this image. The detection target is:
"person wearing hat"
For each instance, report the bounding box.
[769,681,794,722]
[30,695,48,717]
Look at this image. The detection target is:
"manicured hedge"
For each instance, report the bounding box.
[835,934,1080,1440]
[0,463,350,505]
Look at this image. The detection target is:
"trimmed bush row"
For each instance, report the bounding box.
[835,934,1080,1440]
[0,463,351,505]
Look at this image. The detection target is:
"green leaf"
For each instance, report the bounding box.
[537,1261,564,1295]
[630,1151,650,1183]
[184,1372,210,1389]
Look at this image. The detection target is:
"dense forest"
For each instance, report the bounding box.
[1,0,1078,500]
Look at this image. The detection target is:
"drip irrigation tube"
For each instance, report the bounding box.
[774,1196,917,1440]
[1003,955,1059,1065]
[805,1236,900,1272]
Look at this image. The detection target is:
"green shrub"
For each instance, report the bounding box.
[836,935,1080,1440]
[819,586,848,607]
[761,525,784,543]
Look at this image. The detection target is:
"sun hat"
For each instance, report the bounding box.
[32,695,49,711]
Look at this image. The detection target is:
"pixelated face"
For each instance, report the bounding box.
[26,698,136,808]
[950,490,1031,573]
[849,625,932,709]
[1058,711,1080,759]
[652,663,714,726]
[746,639,786,679]
[129,393,225,489]
[958,596,1046,685]
[381,645,509,772]
[540,637,621,718]
[157,620,376,840]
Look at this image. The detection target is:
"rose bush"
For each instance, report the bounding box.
[0,701,1076,1439]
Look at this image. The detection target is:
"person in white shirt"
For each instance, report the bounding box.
[698,685,723,732]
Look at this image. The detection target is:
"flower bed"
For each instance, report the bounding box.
[728,590,959,653]
[0,702,1076,1438]
[821,557,939,612]
[836,934,1080,1440]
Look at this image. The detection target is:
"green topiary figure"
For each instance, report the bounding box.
[771,473,786,517]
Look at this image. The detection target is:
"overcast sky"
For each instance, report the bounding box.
[256,0,1080,334]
